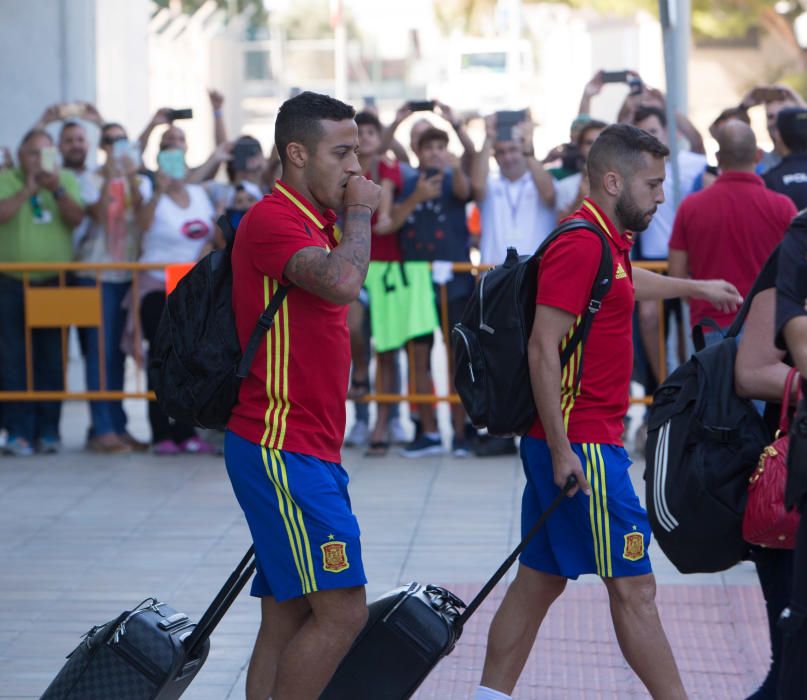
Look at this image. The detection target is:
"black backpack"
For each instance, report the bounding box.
[643,277,771,574]
[148,215,288,430]
[451,220,613,437]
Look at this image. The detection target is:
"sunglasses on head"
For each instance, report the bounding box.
[102,135,126,146]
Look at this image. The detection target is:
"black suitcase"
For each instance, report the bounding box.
[321,476,575,699]
[41,547,256,699]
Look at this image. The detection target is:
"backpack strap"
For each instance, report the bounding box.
[236,285,290,379]
[216,216,294,380]
[535,219,613,389]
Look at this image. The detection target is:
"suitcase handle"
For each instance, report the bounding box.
[183,546,257,657]
[456,475,576,627]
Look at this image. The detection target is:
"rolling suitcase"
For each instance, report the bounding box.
[321,476,576,699]
[41,546,256,699]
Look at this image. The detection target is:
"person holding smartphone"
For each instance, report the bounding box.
[71,122,153,453]
[133,130,217,456]
[0,129,84,456]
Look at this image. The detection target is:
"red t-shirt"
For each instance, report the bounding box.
[668,171,796,329]
[528,198,635,446]
[227,180,349,463]
[368,159,403,262]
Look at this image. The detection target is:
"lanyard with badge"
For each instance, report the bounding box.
[503,176,529,231]
[30,194,53,224]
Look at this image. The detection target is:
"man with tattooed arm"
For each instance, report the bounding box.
[223,92,381,700]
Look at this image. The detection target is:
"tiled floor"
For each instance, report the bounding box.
[0,402,772,698]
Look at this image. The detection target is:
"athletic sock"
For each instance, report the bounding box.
[474,686,512,700]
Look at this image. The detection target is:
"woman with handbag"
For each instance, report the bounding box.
[773,216,807,699]
[735,245,800,700]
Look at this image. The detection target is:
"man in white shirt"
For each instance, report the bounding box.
[470,113,556,456]
[471,113,557,266]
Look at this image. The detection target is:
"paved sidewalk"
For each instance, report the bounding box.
[0,404,769,699]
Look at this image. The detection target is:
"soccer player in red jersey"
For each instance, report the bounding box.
[475,124,743,700]
[225,92,380,700]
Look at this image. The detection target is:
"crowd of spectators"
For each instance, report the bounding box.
[1,72,806,465]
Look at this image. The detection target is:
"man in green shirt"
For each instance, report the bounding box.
[0,128,83,456]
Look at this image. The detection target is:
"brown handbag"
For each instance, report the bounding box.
[742,367,802,549]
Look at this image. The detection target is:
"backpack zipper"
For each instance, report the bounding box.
[110,638,165,686]
[453,327,476,382]
[478,275,495,334]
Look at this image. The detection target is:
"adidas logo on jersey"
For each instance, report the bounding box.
[615,263,627,280]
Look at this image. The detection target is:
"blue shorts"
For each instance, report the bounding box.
[224,431,367,602]
[519,437,652,579]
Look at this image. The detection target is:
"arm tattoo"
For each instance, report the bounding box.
[284,206,373,303]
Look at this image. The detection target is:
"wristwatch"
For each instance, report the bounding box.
[52,185,66,200]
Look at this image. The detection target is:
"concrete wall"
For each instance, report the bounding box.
[0,0,149,162]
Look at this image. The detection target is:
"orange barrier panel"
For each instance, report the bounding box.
[165,263,195,295]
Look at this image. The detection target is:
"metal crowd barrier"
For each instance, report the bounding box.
[0,260,669,406]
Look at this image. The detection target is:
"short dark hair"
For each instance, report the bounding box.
[633,105,667,130]
[20,128,53,148]
[777,107,807,153]
[275,91,355,167]
[576,119,608,147]
[101,122,126,136]
[417,127,449,151]
[227,134,263,182]
[587,123,670,183]
[355,111,382,133]
[59,121,85,138]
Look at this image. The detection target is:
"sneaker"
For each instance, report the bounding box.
[344,420,369,447]
[473,435,517,457]
[153,439,181,456]
[451,437,473,458]
[178,436,217,455]
[37,437,61,454]
[3,436,34,457]
[401,433,443,458]
[388,418,409,446]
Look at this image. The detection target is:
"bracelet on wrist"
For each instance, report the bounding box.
[52,185,66,200]
[213,109,223,118]
[346,203,373,213]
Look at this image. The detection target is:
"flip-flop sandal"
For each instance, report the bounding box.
[364,441,389,457]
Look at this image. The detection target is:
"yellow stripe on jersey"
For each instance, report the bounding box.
[583,444,603,576]
[559,315,583,432]
[275,450,318,592]
[275,182,324,231]
[262,446,311,593]
[260,278,291,449]
[581,200,613,242]
[261,275,275,445]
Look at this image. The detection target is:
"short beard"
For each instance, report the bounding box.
[63,154,86,170]
[615,191,652,232]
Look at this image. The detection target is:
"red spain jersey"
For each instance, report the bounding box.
[528,198,635,446]
[227,181,349,463]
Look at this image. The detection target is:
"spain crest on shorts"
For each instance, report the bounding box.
[321,541,350,573]
[623,532,645,561]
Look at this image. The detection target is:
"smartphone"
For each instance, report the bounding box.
[232,142,261,172]
[495,109,527,142]
[408,100,435,112]
[40,145,59,173]
[628,75,644,96]
[157,149,186,180]
[601,70,630,84]
[363,96,376,109]
[112,139,142,168]
[167,108,193,121]
[59,102,86,119]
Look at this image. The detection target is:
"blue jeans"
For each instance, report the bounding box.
[74,277,130,436]
[0,273,63,442]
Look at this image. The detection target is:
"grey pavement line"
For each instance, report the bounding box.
[395,459,441,585]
